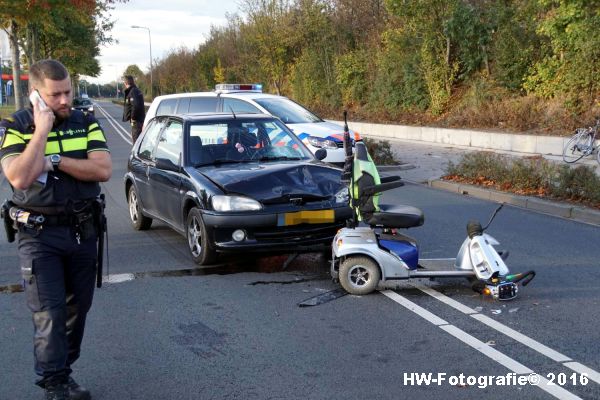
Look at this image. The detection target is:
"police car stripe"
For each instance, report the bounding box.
[88,130,106,142]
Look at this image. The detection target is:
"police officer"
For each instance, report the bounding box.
[121,75,145,144]
[0,59,112,400]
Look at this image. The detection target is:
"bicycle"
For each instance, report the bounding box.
[562,118,600,164]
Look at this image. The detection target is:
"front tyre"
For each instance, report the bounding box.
[186,208,217,265]
[339,256,380,295]
[128,185,152,230]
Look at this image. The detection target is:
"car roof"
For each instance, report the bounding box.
[152,112,277,123]
[151,91,284,102]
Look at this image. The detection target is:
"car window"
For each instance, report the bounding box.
[175,98,190,114]
[187,119,311,165]
[189,97,218,113]
[190,123,228,145]
[222,98,261,114]
[138,119,165,160]
[253,97,323,124]
[156,98,178,116]
[155,120,183,164]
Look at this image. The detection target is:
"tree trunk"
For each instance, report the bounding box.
[23,23,41,66]
[9,20,24,110]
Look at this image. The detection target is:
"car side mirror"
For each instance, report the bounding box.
[315,148,327,161]
[155,157,181,172]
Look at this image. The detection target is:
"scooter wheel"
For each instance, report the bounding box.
[339,257,381,295]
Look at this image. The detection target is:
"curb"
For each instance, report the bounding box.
[428,179,600,227]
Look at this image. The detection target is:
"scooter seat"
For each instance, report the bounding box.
[366,204,424,229]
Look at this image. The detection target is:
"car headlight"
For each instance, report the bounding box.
[212,195,262,211]
[307,136,338,150]
[334,187,349,204]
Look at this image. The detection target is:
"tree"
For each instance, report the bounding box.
[240,0,300,95]
[0,0,128,109]
[524,0,600,109]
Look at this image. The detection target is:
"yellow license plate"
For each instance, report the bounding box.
[278,210,335,226]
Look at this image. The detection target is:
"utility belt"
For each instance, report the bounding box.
[1,199,99,243]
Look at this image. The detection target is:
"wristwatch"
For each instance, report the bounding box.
[50,154,61,171]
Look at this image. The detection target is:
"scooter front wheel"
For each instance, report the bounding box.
[339,257,381,295]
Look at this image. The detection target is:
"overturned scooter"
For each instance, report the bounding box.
[331,113,535,301]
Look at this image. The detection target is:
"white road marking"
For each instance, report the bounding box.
[412,283,600,381]
[103,273,135,283]
[439,324,533,374]
[470,313,572,362]
[95,102,132,143]
[416,283,478,315]
[381,290,584,399]
[381,290,448,326]
[563,362,600,385]
[532,375,584,400]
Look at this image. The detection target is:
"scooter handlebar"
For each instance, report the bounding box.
[362,179,404,196]
[520,270,536,286]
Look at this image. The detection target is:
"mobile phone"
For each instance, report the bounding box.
[29,90,48,111]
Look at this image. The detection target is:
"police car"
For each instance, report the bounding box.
[143,84,360,165]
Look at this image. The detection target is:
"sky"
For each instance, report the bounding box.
[86,0,242,85]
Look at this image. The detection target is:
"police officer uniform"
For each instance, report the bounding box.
[122,82,145,144]
[0,107,109,398]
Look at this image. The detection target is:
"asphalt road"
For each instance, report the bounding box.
[0,100,599,399]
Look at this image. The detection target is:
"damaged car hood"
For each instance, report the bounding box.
[197,162,344,203]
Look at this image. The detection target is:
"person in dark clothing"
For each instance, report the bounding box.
[0,59,112,400]
[122,75,145,144]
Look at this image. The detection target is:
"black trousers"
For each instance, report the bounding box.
[18,224,97,387]
[131,120,143,144]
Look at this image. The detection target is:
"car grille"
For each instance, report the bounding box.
[253,223,343,243]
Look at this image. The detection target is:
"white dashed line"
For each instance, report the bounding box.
[381,290,584,400]
[412,283,600,382]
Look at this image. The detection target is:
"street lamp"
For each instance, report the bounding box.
[131,25,153,99]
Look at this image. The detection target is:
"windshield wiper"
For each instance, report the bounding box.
[257,156,303,162]
[194,158,243,167]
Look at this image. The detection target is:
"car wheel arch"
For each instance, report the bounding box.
[183,197,202,223]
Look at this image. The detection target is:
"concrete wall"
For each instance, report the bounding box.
[329,120,575,156]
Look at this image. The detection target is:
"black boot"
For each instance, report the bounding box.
[44,383,69,400]
[67,377,91,400]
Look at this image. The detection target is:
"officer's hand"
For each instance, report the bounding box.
[33,101,55,135]
[42,156,54,172]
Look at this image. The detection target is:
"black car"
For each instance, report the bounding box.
[72,97,94,115]
[124,113,352,264]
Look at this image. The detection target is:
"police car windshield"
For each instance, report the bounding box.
[73,98,91,106]
[254,98,323,124]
